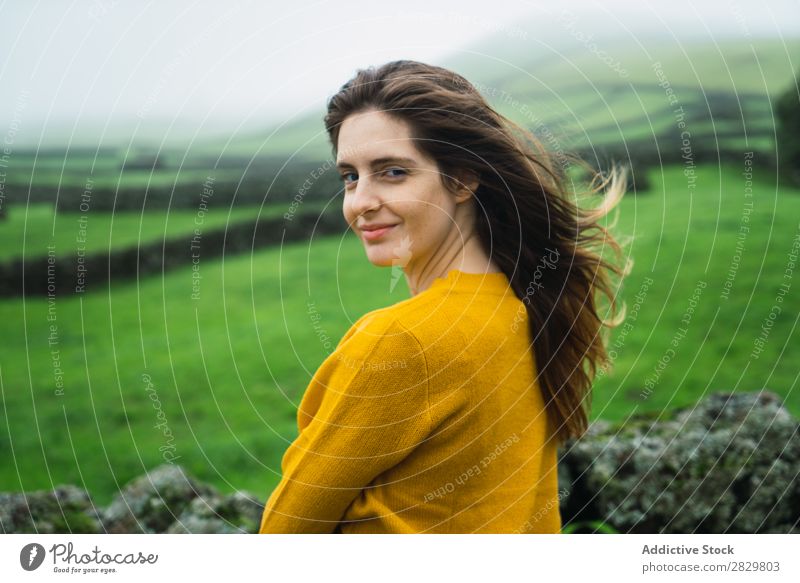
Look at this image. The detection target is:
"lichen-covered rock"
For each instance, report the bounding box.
[101,464,217,533]
[558,390,800,533]
[0,464,263,534]
[0,484,101,533]
[166,490,264,534]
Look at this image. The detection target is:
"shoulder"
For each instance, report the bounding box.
[340,292,467,354]
[335,307,425,361]
[334,298,470,391]
[327,308,426,378]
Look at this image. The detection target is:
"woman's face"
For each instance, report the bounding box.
[337,108,472,271]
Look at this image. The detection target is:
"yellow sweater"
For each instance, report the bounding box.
[258,269,562,534]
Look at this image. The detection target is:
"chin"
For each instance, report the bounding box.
[363,248,395,267]
[366,257,396,268]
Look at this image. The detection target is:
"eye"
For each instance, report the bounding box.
[384,168,407,178]
[341,172,357,186]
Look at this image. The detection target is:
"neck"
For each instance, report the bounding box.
[405,229,501,296]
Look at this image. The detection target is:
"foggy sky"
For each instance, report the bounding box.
[1,0,797,147]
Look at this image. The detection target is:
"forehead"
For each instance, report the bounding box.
[335,110,419,166]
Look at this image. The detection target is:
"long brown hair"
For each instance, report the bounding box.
[324,60,631,446]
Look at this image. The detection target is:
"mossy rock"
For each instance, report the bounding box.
[559,390,800,533]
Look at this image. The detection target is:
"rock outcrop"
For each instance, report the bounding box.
[0,466,263,534]
[558,390,800,533]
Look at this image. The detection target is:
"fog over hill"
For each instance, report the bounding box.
[1,0,798,151]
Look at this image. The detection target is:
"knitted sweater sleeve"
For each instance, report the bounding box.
[258,316,431,533]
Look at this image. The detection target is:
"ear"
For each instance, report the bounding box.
[452,169,480,203]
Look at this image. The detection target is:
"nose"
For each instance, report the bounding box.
[347,172,383,222]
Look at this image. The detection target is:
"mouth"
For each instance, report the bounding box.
[360,224,397,242]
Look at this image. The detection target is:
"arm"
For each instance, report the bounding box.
[259,317,431,533]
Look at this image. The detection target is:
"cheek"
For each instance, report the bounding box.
[396,200,452,245]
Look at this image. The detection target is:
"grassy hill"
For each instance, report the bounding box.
[200,37,800,159]
[2,35,795,198]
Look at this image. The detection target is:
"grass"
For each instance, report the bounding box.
[0,162,797,506]
[592,162,799,421]
[0,202,327,262]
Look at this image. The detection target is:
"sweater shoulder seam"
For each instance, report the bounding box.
[392,319,433,435]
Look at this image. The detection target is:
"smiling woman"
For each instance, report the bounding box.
[258,59,630,534]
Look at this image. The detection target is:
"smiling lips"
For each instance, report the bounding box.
[359,223,397,241]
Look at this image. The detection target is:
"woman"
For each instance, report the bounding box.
[259,60,629,534]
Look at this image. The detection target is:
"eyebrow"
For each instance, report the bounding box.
[335,156,418,171]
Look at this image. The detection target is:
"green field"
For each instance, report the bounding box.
[0,161,797,505]
[0,202,328,262]
[593,163,799,421]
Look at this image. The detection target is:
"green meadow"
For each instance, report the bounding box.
[0,161,797,505]
[0,203,277,262]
